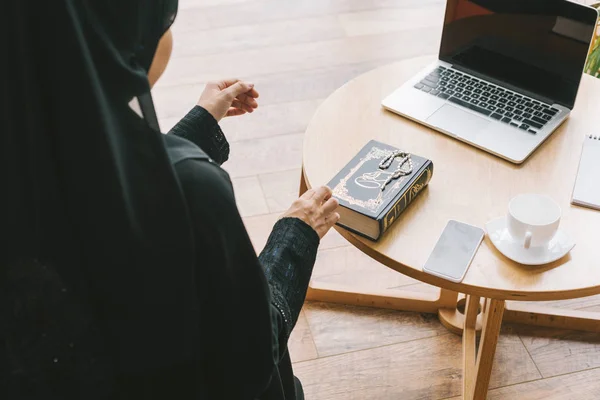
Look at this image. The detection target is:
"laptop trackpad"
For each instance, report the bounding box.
[427,105,491,141]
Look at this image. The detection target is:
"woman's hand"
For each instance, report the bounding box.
[281,186,340,239]
[197,79,259,122]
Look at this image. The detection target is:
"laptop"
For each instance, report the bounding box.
[382,0,598,164]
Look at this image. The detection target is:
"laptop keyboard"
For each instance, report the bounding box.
[415,66,560,134]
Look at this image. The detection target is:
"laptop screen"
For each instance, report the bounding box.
[439,0,597,108]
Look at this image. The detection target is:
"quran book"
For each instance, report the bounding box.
[327,140,434,241]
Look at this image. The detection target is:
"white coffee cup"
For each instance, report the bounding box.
[507,194,561,249]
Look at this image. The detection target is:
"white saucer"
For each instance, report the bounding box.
[485,217,575,266]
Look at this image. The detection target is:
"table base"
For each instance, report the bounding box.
[300,172,600,399]
[307,284,600,334]
[306,285,600,399]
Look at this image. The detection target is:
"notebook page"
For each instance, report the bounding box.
[572,135,600,210]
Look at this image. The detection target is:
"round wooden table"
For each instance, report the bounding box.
[299,56,600,400]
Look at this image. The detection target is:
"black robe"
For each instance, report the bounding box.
[2,1,318,398]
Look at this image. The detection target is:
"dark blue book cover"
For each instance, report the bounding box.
[327,140,434,240]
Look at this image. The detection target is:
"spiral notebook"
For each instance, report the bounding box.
[572,135,600,210]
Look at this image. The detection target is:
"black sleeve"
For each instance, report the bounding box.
[259,218,319,338]
[167,106,230,165]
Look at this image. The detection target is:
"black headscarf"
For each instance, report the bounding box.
[2,0,201,375]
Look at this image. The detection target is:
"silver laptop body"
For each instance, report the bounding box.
[383,0,597,164]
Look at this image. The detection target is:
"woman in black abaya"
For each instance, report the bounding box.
[1,1,339,399]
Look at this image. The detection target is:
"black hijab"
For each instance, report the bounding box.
[2,0,200,375]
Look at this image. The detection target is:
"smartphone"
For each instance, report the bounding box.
[423,220,485,283]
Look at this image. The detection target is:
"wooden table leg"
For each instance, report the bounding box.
[307,283,460,314]
[463,297,505,400]
[462,295,480,398]
[439,295,484,335]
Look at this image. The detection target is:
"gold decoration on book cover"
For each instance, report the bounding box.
[332,146,414,214]
[383,165,432,231]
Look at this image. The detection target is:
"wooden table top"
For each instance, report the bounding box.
[303,55,600,301]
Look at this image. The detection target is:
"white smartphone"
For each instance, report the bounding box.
[423,220,485,283]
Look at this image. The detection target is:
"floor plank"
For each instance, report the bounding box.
[304,301,446,357]
[513,293,600,312]
[242,213,281,254]
[338,4,445,37]
[231,175,269,217]
[172,15,345,58]
[294,331,540,400]
[153,83,204,122]
[222,133,304,178]
[320,229,351,251]
[178,0,258,10]
[154,90,324,140]
[175,0,444,32]
[258,168,303,214]
[156,57,420,115]
[288,310,319,363]
[220,99,324,143]
[581,304,600,313]
[446,367,600,400]
[509,324,600,378]
[158,28,440,86]
[153,81,323,138]
[311,246,421,292]
[243,60,392,106]
[157,116,182,133]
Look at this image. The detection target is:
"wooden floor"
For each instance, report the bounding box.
[154,1,600,398]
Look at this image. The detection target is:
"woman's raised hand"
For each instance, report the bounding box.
[197,79,259,122]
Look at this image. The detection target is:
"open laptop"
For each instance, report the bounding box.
[382,0,598,164]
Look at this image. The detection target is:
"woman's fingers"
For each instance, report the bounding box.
[236,93,258,108]
[218,78,240,89]
[226,107,246,117]
[324,212,340,226]
[321,197,339,214]
[231,99,254,113]
[246,87,260,98]
[300,186,334,204]
[218,78,259,99]
[329,212,341,225]
[312,186,332,203]
[300,188,315,200]
[281,188,339,239]
[318,212,340,237]
[224,81,255,100]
